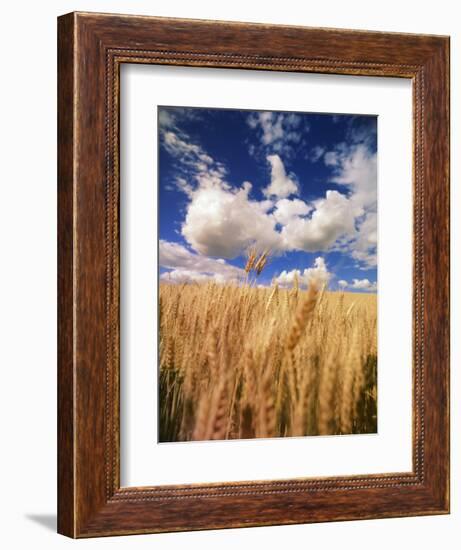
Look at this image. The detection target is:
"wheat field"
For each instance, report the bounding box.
[159,279,377,442]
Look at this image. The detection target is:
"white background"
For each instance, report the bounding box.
[121,65,412,486]
[0,1,458,548]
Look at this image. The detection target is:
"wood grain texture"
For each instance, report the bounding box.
[57,11,450,538]
[57,13,75,538]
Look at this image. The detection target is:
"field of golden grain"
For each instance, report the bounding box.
[159,281,377,442]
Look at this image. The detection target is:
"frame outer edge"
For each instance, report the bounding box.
[57,12,77,538]
[56,12,451,537]
[425,36,450,512]
[446,36,451,514]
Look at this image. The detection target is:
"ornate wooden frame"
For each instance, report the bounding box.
[57,12,450,537]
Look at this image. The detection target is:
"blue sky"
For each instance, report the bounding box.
[158,106,377,292]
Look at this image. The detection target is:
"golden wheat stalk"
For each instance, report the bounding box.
[244,247,257,274]
[159,280,377,442]
[265,281,279,312]
[207,380,229,440]
[258,366,277,438]
[292,365,314,436]
[254,250,270,276]
[317,348,337,435]
[286,280,320,352]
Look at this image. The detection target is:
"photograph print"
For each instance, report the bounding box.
[158,106,377,443]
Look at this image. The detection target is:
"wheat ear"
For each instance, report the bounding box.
[286,280,319,352]
[265,282,279,313]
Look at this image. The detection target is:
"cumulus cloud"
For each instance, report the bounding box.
[350,212,378,267]
[159,122,282,258]
[161,269,210,284]
[330,144,377,211]
[322,142,377,268]
[274,257,332,289]
[263,155,299,198]
[273,198,311,225]
[181,181,282,258]
[159,240,244,283]
[160,111,377,272]
[302,256,332,286]
[161,269,233,285]
[181,179,360,258]
[350,278,377,291]
[280,190,362,252]
[176,150,368,259]
[337,278,377,292]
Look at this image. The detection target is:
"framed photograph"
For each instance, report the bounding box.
[57,12,450,537]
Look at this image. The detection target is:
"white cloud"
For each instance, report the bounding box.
[280,190,362,252]
[178,151,368,260]
[159,240,244,282]
[263,155,299,198]
[356,212,377,248]
[309,145,325,162]
[158,109,175,129]
[351,278,377,291]
[337,278,377,292]
[331,144,377,211]
[274,270,299,288]
[174,177,193,196]
[158,106,202,131]
[284,112,303,129]
[159,125,283,258]
[348,121,377,147]
[160,269,233,285]
[353,278,375,290]
[159,114,227,195]
[351,212,378,268]
[181,181,282,258]
[258,111,284,145]
[162,131,214,168]
[247,111,304,157]
[160,114,377,271]
[322,142,377,268]
[324,151,340,166]
[161,269,209,284]
[274,257,332,289]
[273,198,311,225]
[303,257,332,287]
[351,250,377,268]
